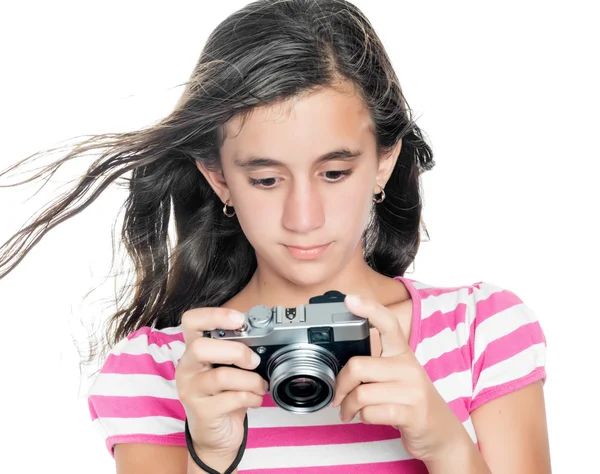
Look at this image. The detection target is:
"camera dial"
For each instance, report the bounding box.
[247,305,272,328]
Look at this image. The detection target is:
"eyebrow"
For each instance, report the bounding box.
[233,148,363,169]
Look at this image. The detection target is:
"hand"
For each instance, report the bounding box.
[175,307,268,470]
[331,294,468,463]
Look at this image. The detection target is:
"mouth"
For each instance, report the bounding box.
[284,243,331,260]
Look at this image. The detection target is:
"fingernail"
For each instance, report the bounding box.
[345,294,360,306]
[229,311,245,325]
[251,351,261,367]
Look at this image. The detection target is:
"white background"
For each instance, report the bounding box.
[0,1,598,472]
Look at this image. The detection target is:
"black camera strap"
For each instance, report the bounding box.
[185,413,248,474]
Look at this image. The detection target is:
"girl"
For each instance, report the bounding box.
[0,0,550,473]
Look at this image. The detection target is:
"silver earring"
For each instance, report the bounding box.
[223,199,235,217]
[373,186,386,203]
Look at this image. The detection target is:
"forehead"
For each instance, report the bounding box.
[220,85,375,162]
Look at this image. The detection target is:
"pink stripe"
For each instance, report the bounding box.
[128,326,184,346]
[423,346,469,383]
[473,289,523,329]
[261,394,278,408]
[246,423,400,449]
[100,353,176,379]
[470,367,546,412]
[446,396,470,422]
[88,397,99,420]
[473,321,545,379]
[89,395,186,420]
[468,312,477,374]
[240,459,429,474]
[106,433,185,457]
[468,285,521,369]
[394,276,422,352]
[419,303,468,341]
[417,285,475,299]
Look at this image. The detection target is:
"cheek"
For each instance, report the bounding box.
[325,183,373,233]
[231,190,280,240]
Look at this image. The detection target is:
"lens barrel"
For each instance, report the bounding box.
[267,344,339,413]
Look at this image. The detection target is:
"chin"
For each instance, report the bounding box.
[254,241,356,289]
[278,255,348,290]
[281,266,333,289]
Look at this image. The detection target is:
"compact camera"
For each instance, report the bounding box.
[207,290,371,413]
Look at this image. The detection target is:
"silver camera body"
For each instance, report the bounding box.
[208,291,371,413]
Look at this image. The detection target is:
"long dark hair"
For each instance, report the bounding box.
[0,0,434,362]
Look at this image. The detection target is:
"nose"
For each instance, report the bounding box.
[281,180,325,234]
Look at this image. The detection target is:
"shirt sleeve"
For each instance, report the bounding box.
[87,326,187,457]
[469,282,547,412]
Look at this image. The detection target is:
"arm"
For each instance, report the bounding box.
[424,381,550,474]
[471,380,551,473]
[90,314,259,474]
[115,444,187,473]
[114,444,239,474]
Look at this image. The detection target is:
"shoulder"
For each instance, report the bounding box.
[98,325,186,376]
[404,277,547,410]
[87,325,187,456]
[90,325,186,391]
[407,277,546,350]
[119,325,186,360]
[403,277,542,329]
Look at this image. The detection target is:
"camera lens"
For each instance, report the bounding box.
[267,344,339,413]
[280,375,325,407]
[287,377,321,400]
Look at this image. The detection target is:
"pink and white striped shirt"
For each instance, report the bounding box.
[88,277,547,472]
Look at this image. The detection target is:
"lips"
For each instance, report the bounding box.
[284,243,331,260]
[286,244,329,250]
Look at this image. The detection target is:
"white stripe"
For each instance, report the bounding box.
[404,279,434,290]
[432,369,473,401]
[473,343,546,397]
[248,405,359,428]
[111,334,169,362]
[239,438,412,470]
[92,413,479,469]
[166,340,186,362]
[88,373,178,399]
[252,371,473,429]
[463,417,477,443]
[420,291,462,320]
[109,334,186,364]
[414,321,470,363]
[92,415,184,437]
[419,282,500,322]
[473,303,538,362]
[472,281,505,300]
[156,326,184,336]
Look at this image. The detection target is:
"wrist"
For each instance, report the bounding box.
[187,448,238,474]
[424,435,490,474]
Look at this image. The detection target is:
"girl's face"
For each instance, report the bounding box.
[198,84,400,288]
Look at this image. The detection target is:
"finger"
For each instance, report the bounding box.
[181,307,246,342]
[344,294,409,357]
[359,404,410,428]
[194,366,268,397]
[338,382,403,423]
[181,337,261,371]
[331,356,401,407]
[196,390,265,418]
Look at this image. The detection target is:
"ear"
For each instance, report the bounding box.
[375,138,402,191]
[194,160,232,205]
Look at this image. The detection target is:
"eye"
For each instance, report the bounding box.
[248,177,279,188]
[323,170,353,182]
